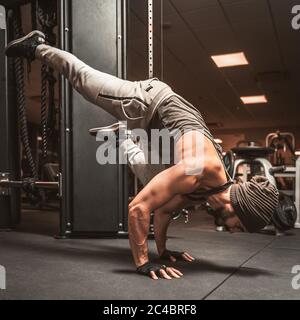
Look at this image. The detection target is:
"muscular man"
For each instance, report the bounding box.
[6,31,279,280]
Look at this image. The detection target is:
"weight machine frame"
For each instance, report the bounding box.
[0,0,130,237]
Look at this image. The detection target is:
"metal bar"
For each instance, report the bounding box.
[122,0,128,233]
[278,190,295,196]
[295,157,300,228]
[160,0,164,81]
[32,181,59,189]
[282,166,296,172]
[274,173,296,178]
[117,0,126,79]
[266,133,276,147]
[0,6,8,173]
[117,0,128,233]
[148,0,153,78]
[58,0,72,236]
[266,132,296,151]
[0,180,59,189]
[255,158,276,186]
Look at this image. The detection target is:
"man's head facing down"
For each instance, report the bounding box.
[229,176,279,233]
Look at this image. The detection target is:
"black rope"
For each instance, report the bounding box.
[46,71,56,137]
[37,0,57,160]
[12,9,38,179]
[41,63,48,158]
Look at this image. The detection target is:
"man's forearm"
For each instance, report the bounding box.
[128,205,151,267]
[154,211,173,256]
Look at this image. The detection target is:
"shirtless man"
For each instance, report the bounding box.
[6,31,279,280]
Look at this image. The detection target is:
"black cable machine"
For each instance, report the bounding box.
[0,0,129,237]
[0,3,21,230]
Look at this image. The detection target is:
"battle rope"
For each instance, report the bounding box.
[12,9,38,179]
[37,0,57,160]
[40,63,48,158]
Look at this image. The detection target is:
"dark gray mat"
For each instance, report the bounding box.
[243,247,300,274]
[0,210,299,300]
[268,230,300,251]
[206,269,300,300]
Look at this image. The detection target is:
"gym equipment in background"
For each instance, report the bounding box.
[230,141,276,185]
[59,0,128,237]
[9,2,60,208]
[266,131,296,166]
[0,0,129,237]
[266,131,300,229]
[0,1,61,214]
[0,4,21,229]
[222,140,299,234]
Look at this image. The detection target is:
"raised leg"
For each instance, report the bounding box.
[6,31,169,128]
[35,44,152,121]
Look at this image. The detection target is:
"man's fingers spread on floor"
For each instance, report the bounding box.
[182,254,193,262]
[171,268,183,276]
[182,254,192,261]
[184,253,195,260]
[166,268,180,278]
[160,269,172,280]
[150,271,158,280]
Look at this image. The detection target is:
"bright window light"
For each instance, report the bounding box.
[211,52,249,68]
[295,150,300,156]
[240,95,268,104]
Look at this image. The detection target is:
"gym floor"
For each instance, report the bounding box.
[0,209,299,300]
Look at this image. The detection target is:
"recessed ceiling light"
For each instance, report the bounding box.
[240,95,268,104]
[211,52,249,68]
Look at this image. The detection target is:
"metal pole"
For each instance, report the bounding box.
[117,0,128,234]
[148,0,153,78]
[0,6,11,228]
[160,0,163,81]
[58,0,72,237]
[295,156,300,228]
[0,179,59,189]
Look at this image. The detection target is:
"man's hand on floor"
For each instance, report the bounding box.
[137,261,183,280]
[160,249,195,262]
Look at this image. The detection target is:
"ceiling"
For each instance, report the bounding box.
[3,0,300,132]
[128,0,300,130]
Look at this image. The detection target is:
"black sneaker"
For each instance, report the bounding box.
[5,30,46,61]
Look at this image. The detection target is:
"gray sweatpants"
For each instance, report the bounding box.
[36,44,171,128]
[35,44,166,185]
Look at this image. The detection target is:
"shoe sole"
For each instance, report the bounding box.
[89,122,127,136]
[5,30,45,54]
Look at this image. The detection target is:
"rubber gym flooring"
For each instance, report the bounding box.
[0,208,299,300]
